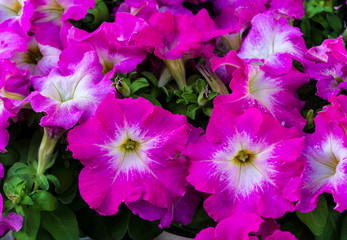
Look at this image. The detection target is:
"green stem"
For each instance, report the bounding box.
[34,127,64,190]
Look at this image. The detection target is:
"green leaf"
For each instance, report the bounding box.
[36,174,49,191]
[128,214,162,240]
[21,195,34,206]
[37,228,55,240]
[341,214,347,240]
[15,205,25,216]
[130,78,149,93]
[195,79,206,93]
[46,174,60,189]
[14,207,41,240]
[0,146,19,166]
[41,203,79,240]
[296,195,328,236]
[186,104,200,120]
[315,205,343,240]
[8,162,32,177]
[208,92,218,101]
[140,94,162,107]
[203,107,212,117]
[32,191,57,211]
[142,72,158,86]
[181,92,198,103]
[326,13,342,32]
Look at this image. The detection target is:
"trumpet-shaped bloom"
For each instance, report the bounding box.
[304,36,347,99]
[10,37,61,76]
[212,52,309,130]
[0,164,23,235]
[67,94,190,217]
[297,96,347,212]
[31,0,94,47]
[67,13,148,75]
[184,106,304,222]
[135,10,202,59]
[30,51,111,129]
[238,12,307,75]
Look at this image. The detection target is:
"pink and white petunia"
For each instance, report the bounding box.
[297,96,347,212]
[184,106,304,222]
[30,51,112,129]
[0,0,34,35]
[238,12,307,75]
[212,51,309,130]
[67,94,190,218]
[304,36,347,99]
[0,164,23,236]
[10,37,61,76]
[67,12,148,76]
[31,0,94,48]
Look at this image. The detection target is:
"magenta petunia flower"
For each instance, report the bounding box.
[0,164,23,236]
[304,36,347,99]
[67,94,190,217]
[30,51,112,129]
[135,10,202,60]
[212,51,309,130]
[297,96,347,212]
[0,0,34,35]
[67,12,148,75]
[238,12,307,75]
[194,212,264,240]
[184,106,304,222]
[31,0,94,47]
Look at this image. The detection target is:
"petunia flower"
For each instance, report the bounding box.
[212,51,309,130]
[297,95,347,212]
[10,37,61,76]
[184,106,304,222]
[0,163,23,236]
[67,93,190,217]
[304,36,347,99]
[0,0,34,35]
[31,0,94,48]
[30,51,112,129]
[238,12,307,75]
[67,12,148,76]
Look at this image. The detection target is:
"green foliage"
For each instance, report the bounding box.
[296,195,328,236]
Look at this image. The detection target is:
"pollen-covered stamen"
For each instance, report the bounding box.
[121,138,139,152]
[234,150,254,164]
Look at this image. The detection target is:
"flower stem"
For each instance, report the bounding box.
[34,126,64,190]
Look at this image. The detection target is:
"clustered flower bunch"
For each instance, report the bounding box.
[0,0,347,239]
